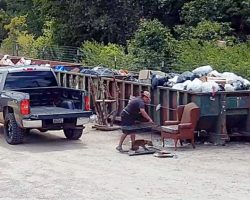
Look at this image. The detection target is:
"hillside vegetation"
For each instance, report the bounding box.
[0,0,249,78]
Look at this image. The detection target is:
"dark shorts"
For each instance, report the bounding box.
[121,111,151,134]
[121,111,136,134]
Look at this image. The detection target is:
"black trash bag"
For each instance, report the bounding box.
[181,71,198,81]
[176,71,198,83]
[176,75,185,83]
[232,80,245,90]
[151,74,169,90]
[124,76,138,82]
[93,67,116,76]
[163,81,174,88]
[242,79,250,90]
[80,69,99,76]
[168,72,180,78]
[218,84,225,91]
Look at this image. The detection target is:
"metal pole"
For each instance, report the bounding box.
[114,56,117,69]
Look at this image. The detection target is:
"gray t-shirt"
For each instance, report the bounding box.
[125,97,145,116]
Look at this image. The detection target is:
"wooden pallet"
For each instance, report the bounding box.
[92,124,121,131]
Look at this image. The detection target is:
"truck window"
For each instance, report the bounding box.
[4,71,58,90]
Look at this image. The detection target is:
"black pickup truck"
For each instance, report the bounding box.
[0,65,92,144]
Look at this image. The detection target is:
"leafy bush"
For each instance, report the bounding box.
[128,19,177,72]
[175,39,250,79]
[174,20,235,42]
[0,16,58,59]
[80,41,131,69]
[1,15,28,54]
[16,32,35,56]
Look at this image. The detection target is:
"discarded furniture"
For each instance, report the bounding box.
[161,102,200,150]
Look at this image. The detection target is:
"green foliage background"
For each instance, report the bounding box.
[0,0,249,78]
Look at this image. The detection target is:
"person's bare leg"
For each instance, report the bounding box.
[130,134,136,143]
[117,133,128,148]
[130,134,136,148]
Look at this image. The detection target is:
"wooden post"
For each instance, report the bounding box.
[57,72,61,86]
[121,82,125,110]
[75,75,79,89]
[215,94,229,144]
[62,73,67,88]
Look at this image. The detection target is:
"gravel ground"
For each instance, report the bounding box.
[0,124,250,200]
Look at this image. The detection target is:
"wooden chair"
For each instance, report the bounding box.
[161,102,200,150]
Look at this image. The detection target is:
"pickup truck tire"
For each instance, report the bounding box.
[4,113,24,144]
[38,129,48,133]
[63,129,83,140]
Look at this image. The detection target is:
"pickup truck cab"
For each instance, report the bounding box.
[0,65,92,144]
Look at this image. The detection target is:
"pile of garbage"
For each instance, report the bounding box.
[0,55,32,66]
[148,65,250,92]
[55,65,138,81]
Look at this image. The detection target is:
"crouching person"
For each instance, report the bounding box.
[116,91,153,152]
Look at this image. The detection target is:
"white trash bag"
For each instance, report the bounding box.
[168,75,179,84]
[201,81,220,93]
[192,65,213,77]
[0,55,14,65]
[172,83,185,90]
[208,70,222,77]
[16,57,32,66]
[221,72,244,83]
[186,78,203,92]
[224,84,235,92]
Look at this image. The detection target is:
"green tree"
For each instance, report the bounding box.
[31,20,57,59]
[0,9,9,42]
[6,0,43,36]
[138,0,189,27]
[128,19,176,72]
[1,15,29,54]
[181,0,250,39]
[80,41,131,69]
[174,20,235,42]
[33,0,142,46]
[17,32,35,56]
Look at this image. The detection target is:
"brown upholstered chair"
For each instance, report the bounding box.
[161,102,200,150]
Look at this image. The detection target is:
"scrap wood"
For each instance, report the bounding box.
[99,78,109,125]
[127,147,163,156]
[89,75,120,131]
[89,77,105,125]
[110,77,120,126]
[93,124,121,131]
[128,150,156,156]
[153,152,175,158]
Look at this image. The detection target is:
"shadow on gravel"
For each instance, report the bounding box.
[0,125,87,153]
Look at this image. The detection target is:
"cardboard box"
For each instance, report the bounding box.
[139,70,166,80]
[206,76,227,86]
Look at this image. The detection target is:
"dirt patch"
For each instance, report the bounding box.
[0,124,250,200]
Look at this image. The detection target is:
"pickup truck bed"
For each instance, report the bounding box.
[30,106,91,119]
[17,87,92,130]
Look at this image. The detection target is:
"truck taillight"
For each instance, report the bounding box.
[84,96,90,111]
[20,99,30,115]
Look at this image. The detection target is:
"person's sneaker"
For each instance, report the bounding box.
[116,146,128,153]
[116,146,123,152]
